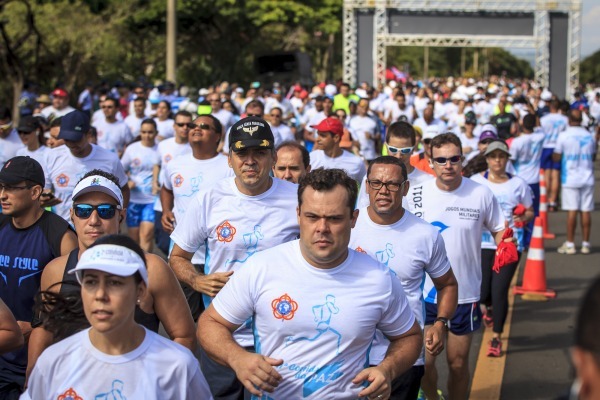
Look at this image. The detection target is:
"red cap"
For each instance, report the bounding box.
[293,85,302,92]
[51,88,68,98]
[311,117,344,137]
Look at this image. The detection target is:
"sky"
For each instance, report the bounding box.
[581,0,600,57]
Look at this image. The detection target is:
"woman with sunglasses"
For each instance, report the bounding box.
[24,235,212,399]
[120,119,161,253]
[27,170,195,379]
[470,140,534,358]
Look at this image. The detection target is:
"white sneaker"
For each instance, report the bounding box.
[557,242,576,255]
[581,244,591,254]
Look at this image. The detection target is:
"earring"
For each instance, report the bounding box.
[136,299,141,304]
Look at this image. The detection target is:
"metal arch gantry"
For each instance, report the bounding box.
[342,0,582,94]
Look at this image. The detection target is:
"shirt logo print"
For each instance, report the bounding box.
[173,174,184,188]
[272,293,298,321]
[56,173,69,187]
[354,246,367,254]
[57,387,83,400]
[217,220,236,242]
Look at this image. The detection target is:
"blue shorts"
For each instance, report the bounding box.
[425,302,482,335]
[126,203,155,227]
[541,148,561,170]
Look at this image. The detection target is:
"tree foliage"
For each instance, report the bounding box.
[580,49,600,84]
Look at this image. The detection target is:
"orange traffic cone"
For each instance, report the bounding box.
[539,169,555,239]
[514,217,556,299]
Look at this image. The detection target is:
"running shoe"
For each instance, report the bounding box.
[483,308,493,328]
[417,388,445,400]
[581,244,591,254]
[487,338,502,357]
[557,242,576,255]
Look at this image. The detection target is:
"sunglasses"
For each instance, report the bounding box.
[187,122,213,130]
[0,184,33,192]
[386,144,413,155]
[17,130,34,135]
[73,203,121,219]
[432,155,462,166]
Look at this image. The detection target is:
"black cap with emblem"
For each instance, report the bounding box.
[229,116,274,152]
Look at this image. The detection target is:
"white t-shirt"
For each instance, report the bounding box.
[121,142,160,204]
[270,123,295,145]
[554,126,596,188]
[471,173,533,251]
[384,104,414,124]
[0,129,25,166]
[124,114,146,137]
[94,119,133,155]
[419,178,505,304]
[349,209,450,366]
[16,146,50,179]
[356,167,433,214]
[22,327,212,400]
[154,118,175,139]
[212,240,416,399]
[154,138,192,212]
[213,109,236,134]
[163,153,233,264]
[540,112,568,149]
[348,115,378,161]
[509,131,545,184]
[40,105,75,120]
[304,110,327,134]
[309,150,366,183]
[45,144,128,220]
[171,177,300,346]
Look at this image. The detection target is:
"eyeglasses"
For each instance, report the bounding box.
[367,180,405,192]
[0,184,33,193]
[73,203,121,219]
[246,113,262,118]
[187,122,213,130]
[175,122,193,129]
[480,139,495,145]
[0,122,12,130]
[386,144,413,155]
[17,130,34,135]
[432,155,462,166]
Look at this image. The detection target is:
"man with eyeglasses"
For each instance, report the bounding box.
[44,110,130,222]
[309,117,366,183]
[418,133,505,400]
[162,114,233,319]
[268,107,294,146]
[92,97,133,157]
[357,122,433,216]
[350,155,457,400]
[0,156,77,398]
[170,116,299,399]
[0,107,25,167]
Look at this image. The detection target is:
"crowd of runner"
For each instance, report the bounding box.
[0,75,597,399]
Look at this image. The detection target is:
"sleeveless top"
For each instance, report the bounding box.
[61,249,160,332]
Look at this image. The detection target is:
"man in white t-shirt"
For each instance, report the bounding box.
[45,110,130,221]
[350,156,457,400]
[384,92,415,125]
[124,97,148,138]
[357,121,433,213]
[162,114,233,319]
[273,141,311,184]
[0,106,25,166]
[268,107,294,145]
[309,117,366,183]
[198,168,422,400]
[348,98,379,162]
[40,88,75,121]
[413,102,447,139]
[553,109,596,255]
[93,97,133,157]
[540,100,568,211]
[170,117,300,399]
[208,93,236,138]
[419,133,505,400]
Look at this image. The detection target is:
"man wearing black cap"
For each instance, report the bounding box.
[44,110,129,221]
[170,116,300,400]
[0,156,77,398]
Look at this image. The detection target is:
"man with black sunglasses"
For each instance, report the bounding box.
[418,133,506,400]
[350,155,457,400]
[0,156,77,398]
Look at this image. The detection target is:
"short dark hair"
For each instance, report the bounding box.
[276,141,310,169]
[575,276,600,365]
[245,100,264,114]
[159,100,171,110]
[523,114,536,131]
[430,133,463,157]
[103,97,118,108]
[79,169,120,187]
[386,121,415,145]
[195,114,222,135]
[298,168,357,217]
[0,106,11,121]
[140,118,157,130]
[174,110,193,120]
[133,97,146,104]
[50,117,62,128]
[569,109,583,124]
[87,126,98,139]
[367,156,407,181]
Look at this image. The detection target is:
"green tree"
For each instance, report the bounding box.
[580,50,600,84]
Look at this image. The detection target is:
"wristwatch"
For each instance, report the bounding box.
[434,317,451,330]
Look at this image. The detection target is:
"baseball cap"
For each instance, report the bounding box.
[479,124,498,142]
[311,117,344,137]
[36,94,52,104]
[0,156,45,187]
[17,116,40,133]
[51,88,68,98]
[465,111,477,125]
[484,141,510,156]
[422,125,442,140]
[72,174,124,208]
[229,116,275,152]
[69,244,148,286]
[58,110,90,141]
